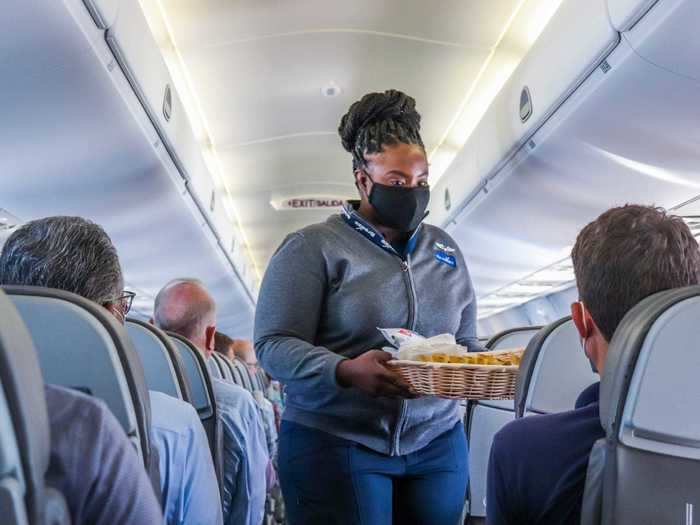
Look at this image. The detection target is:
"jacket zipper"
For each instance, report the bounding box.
[391,254,418,456]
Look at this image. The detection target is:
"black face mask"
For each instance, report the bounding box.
[367,179,430,232]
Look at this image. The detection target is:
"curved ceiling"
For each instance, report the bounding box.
[142,0,561,270]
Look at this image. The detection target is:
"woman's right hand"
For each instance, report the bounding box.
[336,350,417,398]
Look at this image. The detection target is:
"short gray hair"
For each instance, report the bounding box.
[0,216,123,305]
[153,278,215,340]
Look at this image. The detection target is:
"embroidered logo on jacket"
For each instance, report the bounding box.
[435,242,455,253]
[434,242,457,268]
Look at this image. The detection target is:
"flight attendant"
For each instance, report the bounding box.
[255,89,481,525]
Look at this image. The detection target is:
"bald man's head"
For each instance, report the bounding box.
[154,278,216,355]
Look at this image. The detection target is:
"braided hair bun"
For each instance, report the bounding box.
[338,89,425,170]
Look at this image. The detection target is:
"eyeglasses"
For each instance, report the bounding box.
[115,290,136,316]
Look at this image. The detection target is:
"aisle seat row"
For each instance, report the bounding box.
[0,283,281,525]
[4,285,159,493]
[0,289,70,525]
[471,286,700,524]
[125,319,224,491]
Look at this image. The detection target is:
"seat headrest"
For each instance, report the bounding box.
[516,316,597,417]
[0,289,50,524]
[233,359,256,391]
[212,353,235,383]
[600,285,700,443]
[126,319,193,404]
[167,333,215,419]
[1,285,154,470]
[486,326,542,351]
[207,356,223,380]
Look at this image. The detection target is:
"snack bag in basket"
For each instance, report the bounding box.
[401,334,470,363]
[377,327,425,349]
[378,328,469,363]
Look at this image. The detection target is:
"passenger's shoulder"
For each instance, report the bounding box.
[149,390,200,433]
[213,378,255,407]
[45,383,112,423]
[44,383,125,453]
[495,412,561,454]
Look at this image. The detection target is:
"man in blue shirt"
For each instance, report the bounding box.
[150,390,223,525]
[154,279,269,525]
[487,205,700,524]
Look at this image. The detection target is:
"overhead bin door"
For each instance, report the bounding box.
[105,0,226,233]
[103,0,255,299]
[430,0,619,227]
[623,0,700,82]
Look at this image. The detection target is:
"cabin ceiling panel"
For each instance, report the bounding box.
[162,0,519,50]
[180,32,491,148]
[217,134,354,192]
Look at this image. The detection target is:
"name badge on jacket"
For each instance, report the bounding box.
[434,242,457,268]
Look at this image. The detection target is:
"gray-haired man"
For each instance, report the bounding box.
[0,216,222,525]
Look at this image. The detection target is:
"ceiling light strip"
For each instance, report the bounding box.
[429,0,529,163]
[148,0,262,282]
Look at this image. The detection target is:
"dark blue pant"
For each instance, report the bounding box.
[278,420,468,525]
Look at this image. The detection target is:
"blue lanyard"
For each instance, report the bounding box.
[341,204,420,257]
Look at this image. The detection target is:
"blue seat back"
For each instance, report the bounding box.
[2,286,154,471]
[467,325,540,518]
[582,286,700,525]
[126,319,192,403]
[516,317,597,417]
[168,334,223,492]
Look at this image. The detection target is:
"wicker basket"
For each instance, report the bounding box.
[387,349,521,400]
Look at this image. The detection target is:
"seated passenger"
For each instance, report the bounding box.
[486,205,700,524]
[214,331,237,362]
[150,390,223,525]
[0,216,222,525]
[216,333,278,480]
[0,217,163,524]
[154,279,269,525]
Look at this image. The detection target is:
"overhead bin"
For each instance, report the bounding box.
[96,0,255,298]
[430,0,619,227]
[106,1,211,198]
[623,0,700,82]
[448,0,700,326]
[606,0,659,31]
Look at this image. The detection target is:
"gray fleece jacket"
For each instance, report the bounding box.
[254,204,482,456]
